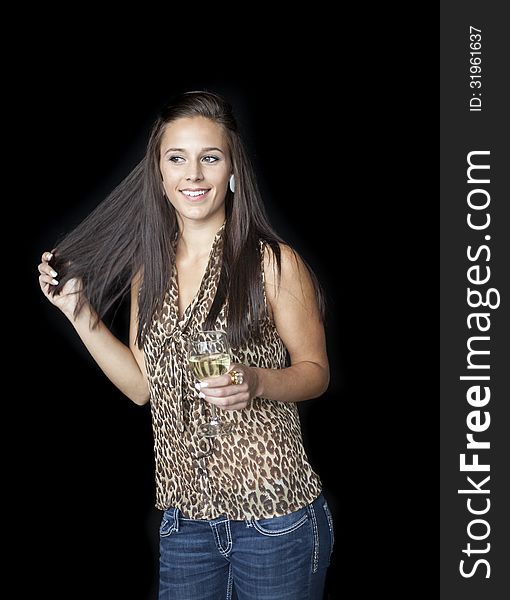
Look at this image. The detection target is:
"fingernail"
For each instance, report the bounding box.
[194,382,201,390]
[198,392,206,399]
[47,253,53,261]
[51,279,59,285]
[199,382,209,389]
[50,269,58,278]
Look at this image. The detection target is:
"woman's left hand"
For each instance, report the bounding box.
[197,364,260,411]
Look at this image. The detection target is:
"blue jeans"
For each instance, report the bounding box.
[158,493,334,600]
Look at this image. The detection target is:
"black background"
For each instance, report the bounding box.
[12,18,441,600]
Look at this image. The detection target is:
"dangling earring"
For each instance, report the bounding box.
[229,174,235,193]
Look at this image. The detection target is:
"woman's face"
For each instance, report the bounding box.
[159,116,231,224]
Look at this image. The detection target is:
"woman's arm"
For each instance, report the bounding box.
[38,252,150,405]
[253,243,330,402]
[199,244,330,409]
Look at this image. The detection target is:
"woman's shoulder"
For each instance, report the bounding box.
[260,240,308,289]
[260,239,301,268]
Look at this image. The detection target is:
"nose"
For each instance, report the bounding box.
[185,160,204,182]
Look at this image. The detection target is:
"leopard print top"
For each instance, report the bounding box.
[143,223,322,520]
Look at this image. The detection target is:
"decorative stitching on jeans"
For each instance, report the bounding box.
[159,517,170,537]
[210,520,233,558]
[225,520,232,556]
[323,502,335,557]
[226,563,233,600]
[160,509,179,538]
[250,512,308,536]
[308,503,319,573]
[172,507,180,533]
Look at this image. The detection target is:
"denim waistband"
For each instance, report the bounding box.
[164,492,325,528]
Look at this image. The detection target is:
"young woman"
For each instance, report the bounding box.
[38,91,333,599]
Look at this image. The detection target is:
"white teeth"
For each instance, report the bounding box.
[182,190,208,197]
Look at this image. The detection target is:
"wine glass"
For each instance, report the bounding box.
[188,330,234,438]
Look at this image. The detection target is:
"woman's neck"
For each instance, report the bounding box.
[176,213,225,259]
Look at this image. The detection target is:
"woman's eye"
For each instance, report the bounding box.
[202,155,220,163]
[168,156,185,163]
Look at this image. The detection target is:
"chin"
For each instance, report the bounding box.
[179,206,213,220]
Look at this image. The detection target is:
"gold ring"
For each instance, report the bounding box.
[229,370,244,385]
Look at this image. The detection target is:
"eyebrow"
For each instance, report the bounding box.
[164,146,225,155]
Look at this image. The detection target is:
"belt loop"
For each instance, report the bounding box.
[172,507,180,532]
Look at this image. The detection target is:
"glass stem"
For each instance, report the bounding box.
[210,403,219,423]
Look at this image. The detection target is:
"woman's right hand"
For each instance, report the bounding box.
[38,251,83,318]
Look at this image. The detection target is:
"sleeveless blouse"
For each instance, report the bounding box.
[143,224,322,520]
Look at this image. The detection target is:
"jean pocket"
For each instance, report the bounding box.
[159,512,177,538]
[323,500,335,556]
[251,507,309,536]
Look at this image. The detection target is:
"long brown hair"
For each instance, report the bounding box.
[50,91,324,347]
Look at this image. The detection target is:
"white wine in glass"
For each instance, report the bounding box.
[188,331,234,438]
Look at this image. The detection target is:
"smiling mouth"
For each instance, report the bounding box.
[180,188,211,200]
